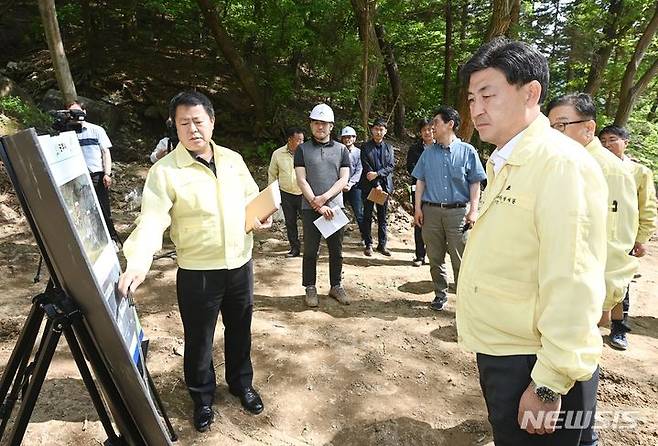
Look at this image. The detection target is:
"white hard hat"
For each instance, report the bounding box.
[341,126,357,137]
[309,103,335,123]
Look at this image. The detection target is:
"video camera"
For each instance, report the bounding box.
[49,109,86,133]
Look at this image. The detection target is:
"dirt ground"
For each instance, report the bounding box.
[0,163,657,446]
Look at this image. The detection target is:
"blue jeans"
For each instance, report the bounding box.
[343,186,365,241]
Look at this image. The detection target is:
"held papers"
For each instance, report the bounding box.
[313,206,349,239]
[245,180,281,233]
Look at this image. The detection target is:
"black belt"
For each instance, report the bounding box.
[422,201,467,209]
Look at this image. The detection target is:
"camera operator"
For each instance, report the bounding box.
[66,100,121,248]
[149,118,179,163]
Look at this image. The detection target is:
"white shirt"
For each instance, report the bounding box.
[76,122,112,173]
[150,137,170,163]
[489,130,526,175]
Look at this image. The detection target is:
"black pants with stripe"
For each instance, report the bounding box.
[176,261,254,407]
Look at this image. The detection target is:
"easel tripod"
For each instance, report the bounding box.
[0,137,177,445]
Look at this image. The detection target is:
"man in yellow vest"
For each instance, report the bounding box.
[600,124,657,350]
[457,38,608,445]
[118,91,271,433]
[547,92,638,446]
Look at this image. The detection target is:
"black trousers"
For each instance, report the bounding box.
[302,209,344,287]
[362,190,388,248]
[281,191,302,251]
[176,261,254,407]
[411,193,426,260]
[579,367,600,445]
[477,353,590,446]
[90,171,119,242]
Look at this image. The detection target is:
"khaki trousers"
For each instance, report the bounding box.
[421,205,466,299]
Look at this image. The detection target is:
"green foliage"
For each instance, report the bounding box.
[0,96,52,131]
[627,112,658,181]
[241,140,277,163]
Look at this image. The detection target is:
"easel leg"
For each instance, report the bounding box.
[7,317,61,446]
[63,327,121,443]
[0,298,46,438]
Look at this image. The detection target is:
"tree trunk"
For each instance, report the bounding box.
[614,2,658,126]
[351,0,382,131]
[647,88,658,122]
[37,0,77,104]
[583,0,624,96]
[374,23,404,137]
[196,0,265,120]
[443,0,453,104]
[457,0,519,142]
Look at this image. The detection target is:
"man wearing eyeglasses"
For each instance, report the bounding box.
[547,92,638,446]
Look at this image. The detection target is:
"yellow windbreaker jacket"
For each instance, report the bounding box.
[626,158,657,244]
[456,114,608,395]
[268,145,302,195]
[123,141,259,273]
[584,138,638,310]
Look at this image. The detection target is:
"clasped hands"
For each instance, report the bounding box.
[310,194,334,219]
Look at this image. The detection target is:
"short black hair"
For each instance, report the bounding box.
[169,91,214,120]
[460,37,550,103]
[416,118,432,132]
[434,106,461,131]
[66,100,86,111]
[599,125,630,141]
[546,93,596,121]
[285,127,304,139]
[371,118,387,128]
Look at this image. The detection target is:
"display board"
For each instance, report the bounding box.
[1,129,172,445]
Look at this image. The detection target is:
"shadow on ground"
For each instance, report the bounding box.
[255,294,454,321]
[629,316,658,340]
[326,417,491,446]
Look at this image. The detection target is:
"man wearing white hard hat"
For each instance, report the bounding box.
[341,126,366,245]
[294,104,351,307]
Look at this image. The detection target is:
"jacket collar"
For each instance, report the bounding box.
[174,140,222,168]
[501,113,550,167]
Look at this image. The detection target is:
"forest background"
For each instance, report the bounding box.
[0,0,657,176]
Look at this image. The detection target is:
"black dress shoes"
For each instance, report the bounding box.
[230,386,264,414]
[193,405,214,432]
[285,249,301,258]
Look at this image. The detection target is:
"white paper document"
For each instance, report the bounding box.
[313,206,349,239]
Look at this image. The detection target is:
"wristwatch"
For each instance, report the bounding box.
[104,173,112,177]
[532,381,560,403]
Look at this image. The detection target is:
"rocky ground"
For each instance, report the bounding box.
[0,161,656,446]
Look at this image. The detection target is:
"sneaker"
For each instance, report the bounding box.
[429,296,447,311]
[412,259,423,267]
[329,285,350,305]
[609,322,629,350]
[304,286,319,307]
[364,245,373,256]
[376,246,392,256]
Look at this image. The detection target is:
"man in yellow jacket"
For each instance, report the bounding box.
[458,38,608,445]
[268,127,305,257]
[118,91,271,433]
[600,124,657,350]
[547,93,638,446]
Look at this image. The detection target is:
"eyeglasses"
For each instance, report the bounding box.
[550,119,590,132]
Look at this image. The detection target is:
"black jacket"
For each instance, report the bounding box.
[406,140,425,185]
[360,139,394,193]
